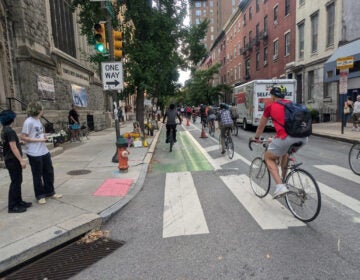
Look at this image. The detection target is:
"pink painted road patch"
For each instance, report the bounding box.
[93,178,133,196]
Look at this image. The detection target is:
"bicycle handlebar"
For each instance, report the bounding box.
[248,137,269,151]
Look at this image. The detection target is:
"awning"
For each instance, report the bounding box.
[324,39,360,83]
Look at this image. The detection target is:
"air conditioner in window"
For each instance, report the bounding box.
[274,20,278,26]
[273,54,278,60]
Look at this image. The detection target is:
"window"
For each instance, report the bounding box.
[196,10,201,16]
[256,0,260,12]
[49,0,76,57]
[298,22,304,59]
[273,40,279,60]
[299,0,305,6]
[243,36,247,48]
[243,13,247,26]
[256,23,260,40]
[256,52,260,70]
[311,12,319,53]
[245,59,250,78]
[195,2,201,8]
[308,70,314,100]
[249,7,252,20]
[264,47,268,65]
[264,16,268,33]
[274,5,278,24]
[326,2,335,47]
[249,31,253,46]
[285,0,290,16]
[285,32,290,56]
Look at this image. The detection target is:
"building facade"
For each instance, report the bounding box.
[189,0,241,51]
[0,0,115,130]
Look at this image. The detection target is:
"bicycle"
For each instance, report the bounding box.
[349,141,360,175]
[166,123,181,152]
[219,126,234,159]
[248,138,321,222]
[208,118,215,136]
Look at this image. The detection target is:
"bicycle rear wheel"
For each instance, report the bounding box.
[209,122,215,136]
[226,135,234,159]
[169,129,174,152]
[348,143,360,175]
[249,157,270,198]
[285,168,321,222]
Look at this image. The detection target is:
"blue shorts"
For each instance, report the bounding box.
[268,136,308,157]
[71,124,80,130]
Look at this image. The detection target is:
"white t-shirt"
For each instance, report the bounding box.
[22,117,49,156]
[353,100,360,114]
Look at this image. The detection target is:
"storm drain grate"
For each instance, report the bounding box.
[3,238,124,280]
[67,169,92,175]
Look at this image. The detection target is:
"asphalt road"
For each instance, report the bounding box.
[72,121,360,280]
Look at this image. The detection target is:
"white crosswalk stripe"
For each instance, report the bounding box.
[221,174,305,229]
[163,171,209,238]
[314,165,360,184]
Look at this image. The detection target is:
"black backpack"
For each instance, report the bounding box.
[275,101,312,137]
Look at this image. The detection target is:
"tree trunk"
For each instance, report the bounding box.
[136,89,145,134]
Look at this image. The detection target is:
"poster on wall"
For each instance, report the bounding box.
[37,75,55,101]
[71,84,88,107]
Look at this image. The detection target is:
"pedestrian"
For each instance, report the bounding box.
[352,95,360,131]
[21,101,62,205]
[68,104,80,142]
[343,96,353,127]
[252,85,308,199]
[0,110,32,213]
[217,103,234,154]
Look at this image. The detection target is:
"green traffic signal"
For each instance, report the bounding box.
[95,42,105,53]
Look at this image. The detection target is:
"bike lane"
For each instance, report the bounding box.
[150,128,213,173]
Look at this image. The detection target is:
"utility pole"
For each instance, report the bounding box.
[101,1,121,162]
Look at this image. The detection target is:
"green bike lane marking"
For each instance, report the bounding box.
[151,129,213,173]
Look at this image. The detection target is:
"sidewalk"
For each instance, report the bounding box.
[0,121,162,274]
[0,121,358,274]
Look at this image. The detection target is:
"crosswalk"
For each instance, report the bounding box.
[160,125,360,238]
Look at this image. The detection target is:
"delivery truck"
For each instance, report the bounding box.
[233,79,296,130]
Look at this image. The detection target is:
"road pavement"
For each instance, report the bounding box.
[0,120,358,274]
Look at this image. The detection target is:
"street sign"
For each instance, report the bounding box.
[336,56,354,69]
[339,69,348,94]
[101,62,123,90]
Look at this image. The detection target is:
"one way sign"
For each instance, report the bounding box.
[101,62,123,90]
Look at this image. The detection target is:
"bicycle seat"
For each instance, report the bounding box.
[288,142,303,154]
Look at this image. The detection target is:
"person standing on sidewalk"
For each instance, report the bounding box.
[68,104,80,142]
[343,96,353,127]
[0,110,32,213]
[21,102,62,205]
[352,95,360,131]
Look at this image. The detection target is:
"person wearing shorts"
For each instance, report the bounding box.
[252,85,308,199]
[68,104,80,142]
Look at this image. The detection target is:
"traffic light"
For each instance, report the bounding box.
[94,23,107,53]
[113,30,123,59]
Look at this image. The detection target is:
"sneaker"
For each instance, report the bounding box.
[19,201,32,208]
[50,193,63,199]
[38,198,46,204]
[221,150,226,154]
[351,127,356,131]
[273,184,289,199]
[8,205,27,213]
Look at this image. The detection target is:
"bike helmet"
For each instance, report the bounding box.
[220,103,227,109]
[270,85,287,98]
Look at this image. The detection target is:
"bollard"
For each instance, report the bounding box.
[116,136,129,172]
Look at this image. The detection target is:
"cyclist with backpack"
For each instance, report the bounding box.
[251,85,310,199]
[217,103,234,154]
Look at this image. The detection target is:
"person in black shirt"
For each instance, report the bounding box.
[162,104,182,143]
[0,110,32,213]
[68,104,80,142]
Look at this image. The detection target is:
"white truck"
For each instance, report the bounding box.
[233,79,296,130]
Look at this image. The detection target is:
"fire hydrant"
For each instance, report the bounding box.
[116,137,129,172]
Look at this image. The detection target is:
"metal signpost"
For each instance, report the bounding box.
[336,56,354,134]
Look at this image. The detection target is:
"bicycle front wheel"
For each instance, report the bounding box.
[249,157,270,198]
[285,168,321,222]
[226,136,234,159]
[349,143,360,175]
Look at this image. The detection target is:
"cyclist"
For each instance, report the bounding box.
[251,85,309,199]
[162,104,182,143]
[207,106,216,130]
[217,103,234,154]
[199,104,207,127]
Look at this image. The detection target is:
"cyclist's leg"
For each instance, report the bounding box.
[172,124,177,142]
[220,126,226,153]
[165,124,170,143]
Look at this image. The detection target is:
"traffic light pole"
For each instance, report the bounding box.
[101,1,121,163]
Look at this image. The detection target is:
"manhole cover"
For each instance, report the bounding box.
[67,169,91,175]
[2,238,124,280]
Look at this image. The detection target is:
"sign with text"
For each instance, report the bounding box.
[101,62,123,90]
[339,69,348,94]
[336,56,354,69]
